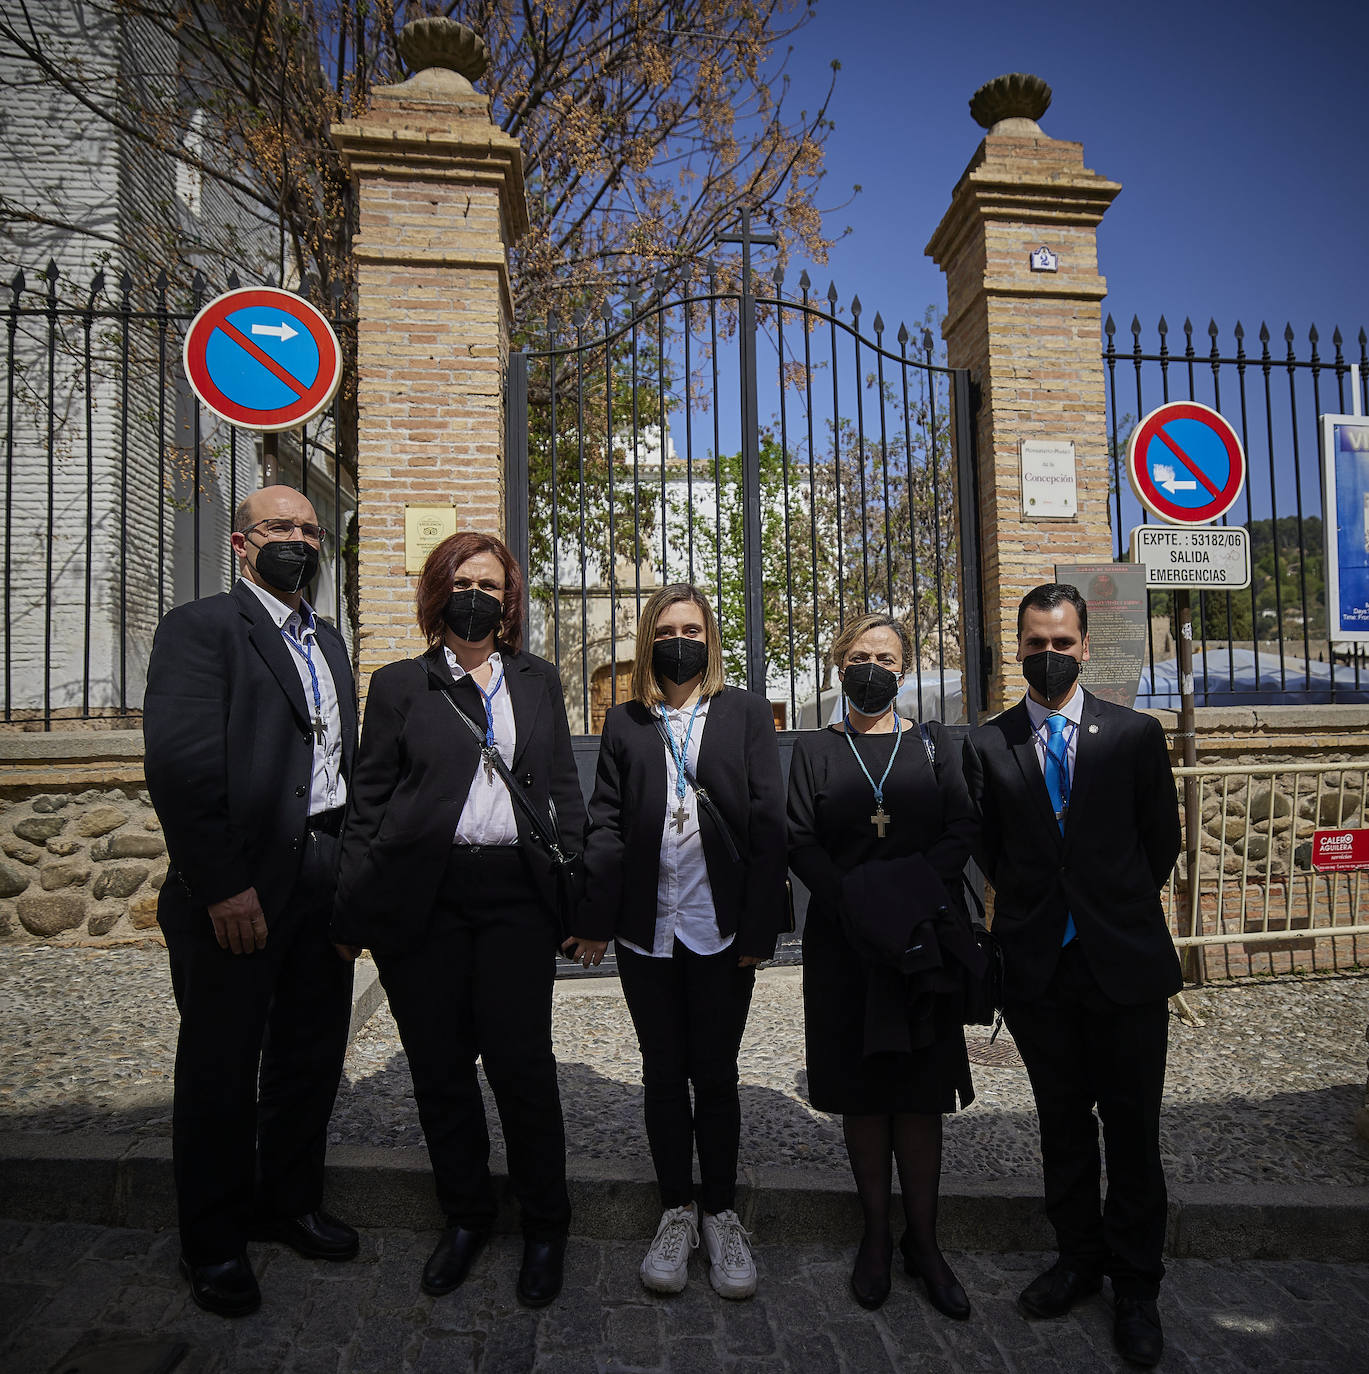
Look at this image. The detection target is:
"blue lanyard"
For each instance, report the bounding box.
[842,710,903,805]
[473,663,505,751]
[660,698,706,805]
[281,617,324,727]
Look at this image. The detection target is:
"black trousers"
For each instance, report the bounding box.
[1005,942,1170,1299]
[375,847,570,1240]
[616,939,756,1216]
[159,830,354,1264]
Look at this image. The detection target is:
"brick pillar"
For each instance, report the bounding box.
[331,20,527,692]
[926,74,1120,716]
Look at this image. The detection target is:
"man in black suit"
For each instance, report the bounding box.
[963,583,1181,1369]
[144,485,359,1317]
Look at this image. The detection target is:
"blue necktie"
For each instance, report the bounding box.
[1044,714,1077,946]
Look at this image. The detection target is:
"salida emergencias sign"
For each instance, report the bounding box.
[1129,526,1251,589]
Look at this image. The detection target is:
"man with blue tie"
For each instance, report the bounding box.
[963,584,1181,1369]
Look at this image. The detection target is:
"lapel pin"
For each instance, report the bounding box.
[1088,724,1099,734]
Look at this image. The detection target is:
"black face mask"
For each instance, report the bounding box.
[1021,649,1081,700]
[443,588,504,643]
[842,662,901,716]
[653,636,708,685]
[251,538,319,595]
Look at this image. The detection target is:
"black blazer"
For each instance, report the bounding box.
[962,690,1182,1005]
[143,580,358,916]
[331,643,586,953]
[577,687,787,960]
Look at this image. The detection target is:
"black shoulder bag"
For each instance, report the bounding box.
[652,713,796,934]
[919,722,1004,1038]
[440,688,580,936]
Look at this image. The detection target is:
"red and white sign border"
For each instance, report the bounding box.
[183,286,343,433]
[1126,401,1246,526]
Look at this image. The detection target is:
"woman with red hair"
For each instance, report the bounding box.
[333,531,586,1308]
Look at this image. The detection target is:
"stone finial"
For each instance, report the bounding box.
[396,16,489,82]
[969,73,1052,135]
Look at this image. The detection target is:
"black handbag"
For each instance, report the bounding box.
[919,722,1004,1038]
[440,687,581,935]
[653,714,796,935]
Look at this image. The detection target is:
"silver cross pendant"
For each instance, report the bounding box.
[482,745,499,783]
[673,803,689,833]
[311,714,327,746]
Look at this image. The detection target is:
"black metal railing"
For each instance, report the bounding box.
[2,262,356,729]
[1105,315,1369,706]
[506,254,982,733]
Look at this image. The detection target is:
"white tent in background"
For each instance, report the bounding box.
[1137,648,1369,708]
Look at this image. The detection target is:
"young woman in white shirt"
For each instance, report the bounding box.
[566,584,786,1299]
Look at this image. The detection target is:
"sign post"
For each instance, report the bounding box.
[183,286,344,485]
[1126,401,1249,984]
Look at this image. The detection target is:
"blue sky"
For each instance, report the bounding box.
[774,0,1369,349]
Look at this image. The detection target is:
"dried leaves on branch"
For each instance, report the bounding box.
[1,0,840,326]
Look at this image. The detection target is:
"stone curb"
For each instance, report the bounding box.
[2,1131,1365,1262]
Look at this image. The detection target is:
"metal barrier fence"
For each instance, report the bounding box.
[1104,316,1369,708]
[2,264,356,728]
[1166,761,1369,980]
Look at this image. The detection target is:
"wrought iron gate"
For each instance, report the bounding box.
[505,222,983,734]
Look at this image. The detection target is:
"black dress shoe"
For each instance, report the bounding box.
[1017,1262,1103,1319]
[270,1210,359,1261]
[849,1266,891,1310]
[898,1236,970,1320]
[1114,1296,1164,1368]
[179,1254,261,1318]
[422,1226,490,1296]
[516,1234,566,1307]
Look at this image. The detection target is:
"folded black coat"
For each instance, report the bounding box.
[839,853,987,1059]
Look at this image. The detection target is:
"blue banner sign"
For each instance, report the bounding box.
[1321,415,1369,641]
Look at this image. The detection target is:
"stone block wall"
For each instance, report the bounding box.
[0,786,165,944]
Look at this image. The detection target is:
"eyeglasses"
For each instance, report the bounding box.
[244,518,327,545]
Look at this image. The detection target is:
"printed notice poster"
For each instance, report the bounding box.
[1320,415,1369,642]
[1053,562,1149,707]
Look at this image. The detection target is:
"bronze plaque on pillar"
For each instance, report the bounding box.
[404,505,458,575]
[1053,562,1148,707]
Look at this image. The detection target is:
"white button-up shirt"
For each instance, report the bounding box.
[619,696,728,959]
[446,648,519,846]
[1024,685,1084,791]
[241,578,346,816]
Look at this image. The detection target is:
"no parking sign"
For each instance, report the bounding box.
[1126,402,1245,526]
[183,287,342,432]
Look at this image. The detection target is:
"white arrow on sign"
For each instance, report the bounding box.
[1153,462,1196,494]
[251,321,299,342]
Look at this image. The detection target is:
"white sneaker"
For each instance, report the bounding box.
[640,1204,699,1294]
[702,1209,757,1299]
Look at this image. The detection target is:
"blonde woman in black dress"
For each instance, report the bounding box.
[787,613,978,1318]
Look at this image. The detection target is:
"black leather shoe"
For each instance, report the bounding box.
[516,1234,566,1307]
[850,1266,891,1310]
[422,1226,490,1296]
[179,1254,261,1318]
[850,1232,891,1310]
[899,1237,970,1320]
[1017,1262,1103,1319]
[270,1210,359,1261]
[1114,1296,1164,1367]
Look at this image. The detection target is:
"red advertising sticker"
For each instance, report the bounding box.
[1310,829,1369,872]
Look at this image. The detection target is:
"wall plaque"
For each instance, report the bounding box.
[404,504,457,575]
[1021,440,1077,518]
[1053,562,1149,708]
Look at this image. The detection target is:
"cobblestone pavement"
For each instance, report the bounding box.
[2,1220,1367,1374]
[4,948,1367,1189]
